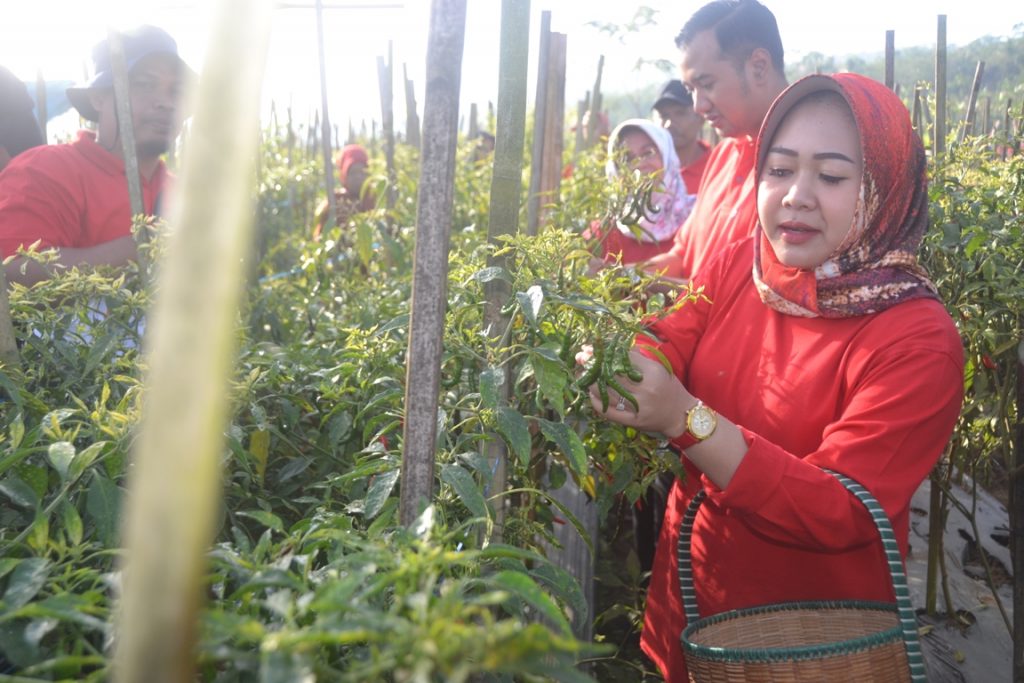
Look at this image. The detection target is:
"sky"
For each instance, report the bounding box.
[2,0,1021,140]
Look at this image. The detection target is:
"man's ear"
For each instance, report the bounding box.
[746,47,773,85]
[87,89,114,116]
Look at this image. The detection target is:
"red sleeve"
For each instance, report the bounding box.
[0,158,81,256]
[704,339,963,554]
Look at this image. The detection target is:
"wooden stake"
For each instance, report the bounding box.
[403,63,421,148]
[537,31,566,227]
[376,40,396,217]
[469,102,479,138]
[483,0,531,541]
[586,55,604,148]
[34,70,47,143]
[0,266,20,371]
[884,31,895,90]
[112,2,272,680]
[315,0,338,230]
[958,60,985,144]
[107,29,145,224]
[934,15,947,159]
[399,0,467,527]
[526,10,551,236]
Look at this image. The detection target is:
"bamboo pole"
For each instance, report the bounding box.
[403,63,421,149]
[112,1,271,680]
[469,102,479,138]
[1013,336,1024,683]
[0,267,20,371]
[934,15,947,159]
[399,0,467,527]
[573,93,588,163]
[376,41,396,218]
[912,86,922,133]
[315,0,338,231]
[958,60,985,144]
[537,32,566,229]
[1004,99,1013,161]
[884,30,895,90]
[586,55,604,148]
[34,70,47,143]
[107,29,145,223]
[482,0,530,541]
[526,10,551,237]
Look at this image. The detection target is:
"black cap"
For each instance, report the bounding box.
[653,79,693,110]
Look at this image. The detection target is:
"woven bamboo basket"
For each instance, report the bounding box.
[677,469,927,683]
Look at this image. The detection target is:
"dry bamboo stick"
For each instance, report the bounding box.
[112,1,272,680]
[399,0,468,526]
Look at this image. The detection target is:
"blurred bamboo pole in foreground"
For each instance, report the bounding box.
[112,1,272,680]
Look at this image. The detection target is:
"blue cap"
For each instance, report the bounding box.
[66,25,189,122]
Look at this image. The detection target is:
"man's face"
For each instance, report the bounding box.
[680,30,760,139]
[652,101,702,153]
[92,53,187,159]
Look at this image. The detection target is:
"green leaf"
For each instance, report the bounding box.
[47,441,76,481]
[85,472,120,546]
[531,352,567,416]
[363,468,399,519]
[237,510,284,533]
[441,463,489,519]
[3,558,50,609]
[515,285,545,329]
[472,266,511,284]
[356,217,374,267]
[67,442,107,483]
[10,415,25,449]
[60,500,83,547]
[479,366,505,410]
[492,570,572,636]
[0,477,39,509]
[495,407,532,466]
[539,420,587,477]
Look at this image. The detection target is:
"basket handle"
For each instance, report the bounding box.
[676,468,926,682]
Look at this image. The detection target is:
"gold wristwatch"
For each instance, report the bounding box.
[675,400,717,449]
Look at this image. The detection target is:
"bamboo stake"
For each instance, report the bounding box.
[315,0,338,232]
[1004,99,1013,161]
[469,102,479,138]
[934,15,947,159]
[399,0,467,527]
[377,41,396,218]
[34,70,47,143]
[586,55,604,148]
[573,93,588,163]
[108,29,145,225]
[482,0,530,541]
[526,10,551,237]
[112,1,271,680]
[0,267,20,371]
[912,86,922,133]
[537,32,566,229]
[1013,336,1024,682]
[884,31,895,90]
[403,63,421,148]
[958,60,985,144]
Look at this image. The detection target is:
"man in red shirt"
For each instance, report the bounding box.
[0,25,191,286]
[651,80,710,195]
[643,0,788,281]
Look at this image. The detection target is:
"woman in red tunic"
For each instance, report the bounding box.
[592,73,964,681]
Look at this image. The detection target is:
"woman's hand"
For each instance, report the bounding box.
[588,348,692,439]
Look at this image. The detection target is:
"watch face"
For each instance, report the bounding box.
[689,406,716,439]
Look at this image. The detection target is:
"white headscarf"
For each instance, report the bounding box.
[606,118,695,243]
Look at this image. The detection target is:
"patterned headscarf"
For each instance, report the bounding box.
[606,119,695,243]
[752,73,938,318]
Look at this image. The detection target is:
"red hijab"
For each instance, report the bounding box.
[752,73,938,318]
[336,144,369,184]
